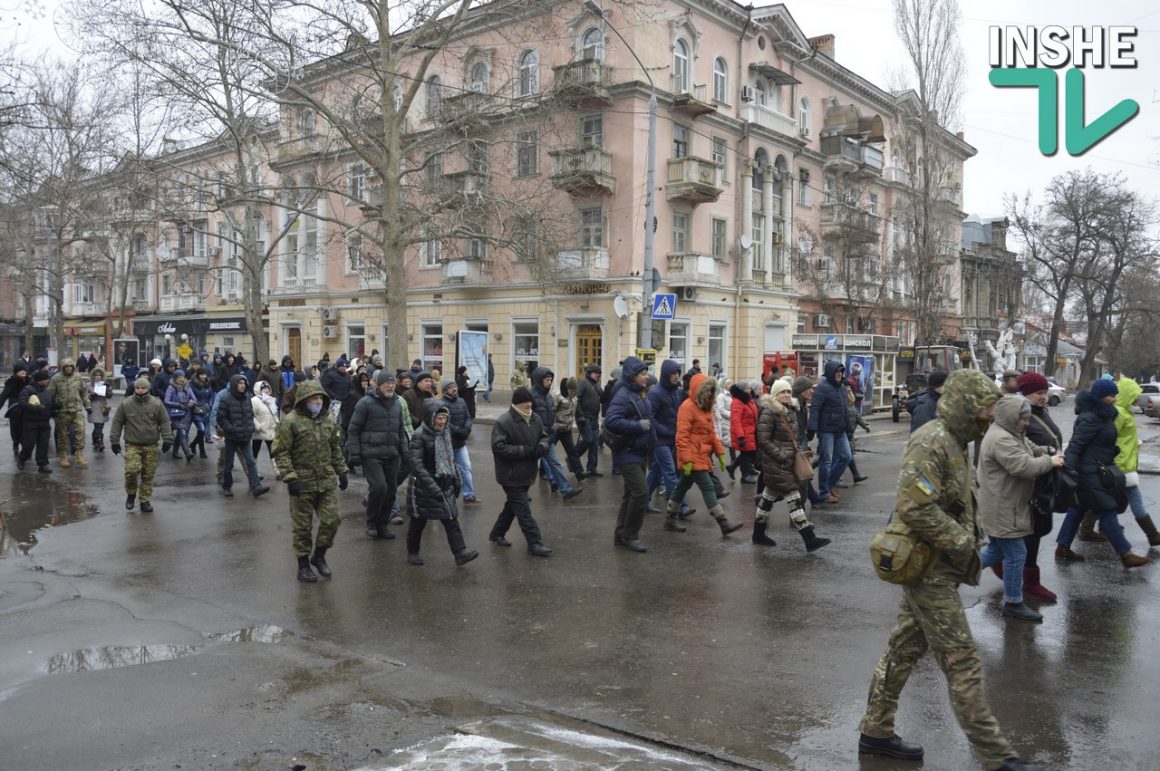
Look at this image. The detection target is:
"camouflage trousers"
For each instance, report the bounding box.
[55,410,85,454]
[291,489,340,557]
[124,444,160,502]
[859,577,1014,768]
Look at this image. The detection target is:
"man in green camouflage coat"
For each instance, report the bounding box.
[858,370,1048,771]
[272,380,349,583]
[48,357,91,467]
[109,378,173,513]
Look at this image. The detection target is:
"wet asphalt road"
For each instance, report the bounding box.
[1,402,1158,770]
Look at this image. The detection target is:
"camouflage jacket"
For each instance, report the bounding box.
[48,361,90,413]
[895,370,1000,586]
[271,380,348,493]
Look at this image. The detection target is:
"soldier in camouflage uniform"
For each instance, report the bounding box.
[109,378,173,513]
[272,380,349,583]
[858,370,1050,771]
[48,357,91,467]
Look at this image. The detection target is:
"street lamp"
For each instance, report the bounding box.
[583,0,657,352]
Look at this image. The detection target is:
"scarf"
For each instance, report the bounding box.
[432,426,455,478]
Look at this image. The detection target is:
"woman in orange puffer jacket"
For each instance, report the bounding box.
[665,374,744,538]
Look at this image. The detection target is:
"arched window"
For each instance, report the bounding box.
[299,109,315,137]
[426,76,442,117]
[673,39,690,93]
[582,27,604,61]
[469,61,489,93]
[518,49,539,96]
[799,97,810,136]
[752,149,768,189]
[713,57,728,103]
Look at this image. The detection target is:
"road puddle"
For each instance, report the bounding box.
[41,624,289,674]
[0,473,100,555]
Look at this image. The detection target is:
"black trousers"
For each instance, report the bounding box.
[490,484,542,545]
[363,456,401,532]
[19,423,50,467]
[406,516,466,555]
[615,462,648,541]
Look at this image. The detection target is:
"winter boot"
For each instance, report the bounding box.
[751,520,777,547]
[1121,551,1152,569]
[1078,511,1105,542]
[310,547,332,578]
[57,454,70,469]
[1055,545,1085,562]
[663,501,686,532]
[199,444,208,458]
[73,454,88,467]
[297,556,318,583]
[1002,602,1043,623]
[799,525,831,552]
[1022,566,1057,602]
[1135,515,1160,547]
[710,505,744,536]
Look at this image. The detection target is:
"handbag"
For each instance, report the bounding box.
[1097,461,1129,513]
[793,450,815,483]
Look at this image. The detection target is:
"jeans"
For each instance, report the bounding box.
[454,445,475,499]
[647,444,678,499]
[575,418,600,473]
[817,432,852,496]
[1058,505,1132,554]
[222,438,262,491]
[484,381,493,402]
[539,445,573,493]
[1127,484,1150,520]
[980,536,1028,604]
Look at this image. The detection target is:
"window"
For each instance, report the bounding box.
[424,151,443,189]
[672,123,690,159]
[426,76,442,117]
[347,232,363,274]
[711,218,727,259]
[752,213,765,271]
[823,175,836,204]
[162,274,172,295]
[192,223,208,260]
[798,170,811,205]
[516,131,538,176]
[582,27,604,61]
[753,79,767,106]
[713,57,728,103]
[668,321,689,370]
[467,236,487,259]
[582,114,603,148]
[711,136,727,174]
[672,211,689,253]
[422,323,444,372]
[133,277,146,300]
[518,49,539,96]
[512,320,539,375]
[420,231,442,267]
[299,109,315,137]
[708,323,726,375]
[349,164,365,199]
[799,97,809,134]
[468,140,489,175]
[868,192,879,216]
[514,215,540,262]
[469,61,489,93]
[673,39,690,93]
[580,206,603,248]
[347,325,366,358]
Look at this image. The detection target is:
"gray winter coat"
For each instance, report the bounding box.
[976,395,1054,539]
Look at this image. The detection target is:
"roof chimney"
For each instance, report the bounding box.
[808,34,835,59]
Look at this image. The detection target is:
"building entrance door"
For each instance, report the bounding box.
[286,328,302,367]
[575,324,602,381]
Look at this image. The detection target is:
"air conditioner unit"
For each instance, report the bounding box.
[740,86,754,102]
[798,127,810,138]
[678,286,697,301]
[321,306,337,321]
[322,324,338,338]
[815,313,831,329]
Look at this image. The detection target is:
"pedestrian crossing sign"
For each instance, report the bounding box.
[651,293,677,320]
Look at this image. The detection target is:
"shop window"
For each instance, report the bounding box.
[512,320,539,375]
[668,321,689,371]
[422,323,444,372]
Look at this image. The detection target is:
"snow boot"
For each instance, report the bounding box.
[1135,515,1160,547]
[710,505,743,536]
[1022,566,1057,602]
[751,521,777,547]
[799,525,831,552]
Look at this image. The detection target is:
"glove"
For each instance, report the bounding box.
[287,481,301,496]
[338,474,348,491]
[682,461,693,476]
[638,418,651,432]
[534,442,549,458]
[807,430,816,441]
[161,442,172,454]
[738,436,746,449]
[111,443,121,455]
[718,454,727,471]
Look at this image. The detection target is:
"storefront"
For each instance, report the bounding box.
[133,315,206,365]
[789,333,901,411]
[64,322,108,363]
[204,317,248,357]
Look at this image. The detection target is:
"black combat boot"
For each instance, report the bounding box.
[858,733,923,761]
[310,547,332,578]
[752,521,777,546]
[297,555,318,582]
[799,526,831,552]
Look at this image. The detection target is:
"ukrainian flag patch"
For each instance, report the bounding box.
[916,477,936,497]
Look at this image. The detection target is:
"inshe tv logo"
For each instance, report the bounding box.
[988,26,1140,156]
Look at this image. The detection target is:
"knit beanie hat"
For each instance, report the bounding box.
[791,376,814,395]
[441,377,456,393]
[512,386,534,405]
[33,369,51,382]
[1090,379,1118,400]
[771,379,793,397]
[375,369,397,386]
[928,371,949,390]
[1017,371,1050,396]
[133,377,150,389]
[174,369,186,379]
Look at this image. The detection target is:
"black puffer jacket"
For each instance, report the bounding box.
[321,366,353,402]
[1065,390,1120,512]
[437,392,472,449]
[347,388,408,462]
[530,366,556,431]
[910,390,940,433]
[407,402,459,520]
[19,381,54,426]
[576,370,602,423]
[491,406,550,488]
[216,374,255,442]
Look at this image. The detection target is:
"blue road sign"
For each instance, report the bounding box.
[651,293,677,320]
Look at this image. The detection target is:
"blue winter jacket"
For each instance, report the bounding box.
[604,357,656,466]
[808,359,849,434]
[646,359,684,448]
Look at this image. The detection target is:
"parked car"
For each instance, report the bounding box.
[1136,383,1160,413]
[1045,380,1067,407]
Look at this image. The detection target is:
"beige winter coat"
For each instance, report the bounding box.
[976,395,1055,539]
[251,395,280,442]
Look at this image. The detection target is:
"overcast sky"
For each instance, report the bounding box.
[5,0,1158,219]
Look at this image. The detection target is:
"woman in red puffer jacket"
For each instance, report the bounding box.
[728,381,759,483]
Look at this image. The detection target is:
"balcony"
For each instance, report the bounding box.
[666,157,723,204]
[274,135,322,163]
[130,256,151,273]
[666,252,722,285]
[70,301,105,317]
[159,294,200,312]
[884,166,916,186]
[554,247,609,281]
[820,135,884,175]
[438,91,499,130]
[821,202,880,241]
[742,104,798,139]
[266,277,319,296]
[552,60,613,107]
[440,170,488,209]
[671,81,716,118]
[441,257,488,284]
[130,298,154,312]
[550,147,616,196]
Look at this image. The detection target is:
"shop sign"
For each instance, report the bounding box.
[207,318,246,332]
[791,334,818,349]
[899,347,915,360]
[845,334,872,350]
[823,335,840,351]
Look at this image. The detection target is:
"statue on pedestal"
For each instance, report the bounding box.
[984,325,1018,374]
